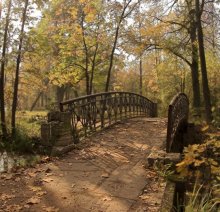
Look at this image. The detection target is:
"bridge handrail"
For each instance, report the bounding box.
[60,91,154,111]
[166,93,189,152]
[60,91,157,142]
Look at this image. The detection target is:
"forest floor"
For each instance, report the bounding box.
[0,118,168,212]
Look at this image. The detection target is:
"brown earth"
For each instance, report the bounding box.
[0,118,167,212]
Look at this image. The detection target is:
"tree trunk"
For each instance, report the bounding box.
[56,85,66,104]
[189,8,201,109]
[30,91,43,111]
[195,0,212,122]
[11,0,29,137]
[81,14,90,95]
[105,0,133,92]
[89,43,98,94]
[139,56,143,95]
[105,24,120,92]
[0,0,12,138]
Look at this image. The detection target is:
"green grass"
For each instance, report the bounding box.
[0,111,48,153]
[16,110,48,138]
[185,183,220,212]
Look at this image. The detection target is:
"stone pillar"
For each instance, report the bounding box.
[41,111,75,155]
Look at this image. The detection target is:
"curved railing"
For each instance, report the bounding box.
[60,92,157,142]
[166,93,189,152]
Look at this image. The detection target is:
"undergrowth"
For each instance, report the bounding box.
[176,124,220,211]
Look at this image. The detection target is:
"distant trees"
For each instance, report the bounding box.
[0,0,44,139]
[147,0,218,122]
[0,0,219,142]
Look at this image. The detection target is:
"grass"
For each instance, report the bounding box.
[185,183,220,212]
[16,110,48,138]
[0,111,48,153]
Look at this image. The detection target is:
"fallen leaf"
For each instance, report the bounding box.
[42,178,54,183]
[26,197,40,204]
[14,177,21,182]
[43,206,59,212]
[101,173,109,178]
[102,196,112,201]
[5,174,13,180]
[140,195,149,200]
[28,172,37,178]
[45,168,52,173]
[36,191,47,196]
[29,186,42,192]
[41,156,50,163]
[0,194,15,201]
[5,204,22,212]
[23,204,30,209]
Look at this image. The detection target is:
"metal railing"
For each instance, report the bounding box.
[166,93,189,152]
[60,92,157,142]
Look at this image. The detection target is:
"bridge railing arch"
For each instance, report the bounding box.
[60,91,157,142]
[166,93,189,153]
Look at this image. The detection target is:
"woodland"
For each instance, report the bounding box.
[0,0,220,140]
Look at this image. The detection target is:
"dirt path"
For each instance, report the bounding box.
[0,118,167,212]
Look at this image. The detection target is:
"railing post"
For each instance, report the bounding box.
[60,103,64,112]
[152,103,158,117]
[166,105,173,152]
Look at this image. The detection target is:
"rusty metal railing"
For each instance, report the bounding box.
[60,92,157,142]
[166,93,189,152]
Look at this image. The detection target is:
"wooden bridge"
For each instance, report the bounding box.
[38,92,190,211]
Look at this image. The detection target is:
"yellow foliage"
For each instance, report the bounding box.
[176,139,220,179]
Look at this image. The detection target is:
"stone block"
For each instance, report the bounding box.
[41,111,74,155]
[48,111,72,124]
[55,134,73,146]
[48,111,61,122]
[164,153,181,164]
[147,151,181,167]
[147,151,166,167]
[160,181,176,212]
[41,122,60,146]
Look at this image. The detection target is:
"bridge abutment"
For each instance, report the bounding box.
[41,111,75,155]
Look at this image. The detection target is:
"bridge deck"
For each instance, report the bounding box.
[0,118,168,212]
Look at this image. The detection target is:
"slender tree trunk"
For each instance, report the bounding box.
[11,0,29,137]
[89,43,98,94]
[105,0,133,92]
[30,92,43,111]
[189,8,201,108]
[195,0,212,122]
[73,89,79,98]
[0,0,12,138]
[81,13,90,95]
[139,56,143,95]
[56,85,66,104]
[105,23,120,92]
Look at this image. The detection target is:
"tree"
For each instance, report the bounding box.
[0,0,12,139]
[150,0,202,109]
[11,0,29,137]
[195,0,212,122]
[105,0,139,92]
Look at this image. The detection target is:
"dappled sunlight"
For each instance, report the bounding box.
[0,117,167,211]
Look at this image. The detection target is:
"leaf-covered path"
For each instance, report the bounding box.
[0,118,168,212]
